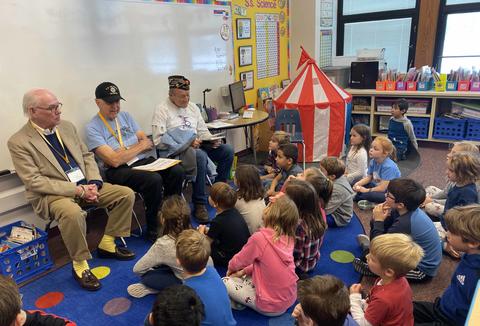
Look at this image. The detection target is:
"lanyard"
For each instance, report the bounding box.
[32,123,71,166]
[98,113,124,149]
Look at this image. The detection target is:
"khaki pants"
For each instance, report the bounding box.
[47,183,135,261]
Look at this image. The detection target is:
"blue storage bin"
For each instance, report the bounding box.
[433,118,467,140]
[410,117,429,139]
[466,119,480,141]
[0,221,53,283]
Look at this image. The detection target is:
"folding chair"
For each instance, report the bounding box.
[275,108,306,170]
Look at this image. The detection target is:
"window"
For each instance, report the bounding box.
[435,1,480,72]
[337,0,419,71]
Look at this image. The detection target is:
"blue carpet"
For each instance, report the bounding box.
[20,212,364,326]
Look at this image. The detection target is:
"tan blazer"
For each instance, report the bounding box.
[8,120,102,220]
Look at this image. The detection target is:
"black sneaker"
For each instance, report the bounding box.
[352,258,377,277]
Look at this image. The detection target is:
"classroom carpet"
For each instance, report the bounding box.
[20,209,364,326]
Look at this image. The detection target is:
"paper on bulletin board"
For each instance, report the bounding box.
[256,14,279,79]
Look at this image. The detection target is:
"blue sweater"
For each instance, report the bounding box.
[184,266,236,326]
[371,208,442,276]
[440,254,480,325]
[442,183,478,229]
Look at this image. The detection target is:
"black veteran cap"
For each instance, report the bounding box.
[168,75,190,90]
[95,82,125,103]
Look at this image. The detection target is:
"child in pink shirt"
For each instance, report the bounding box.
[223,195,299,316]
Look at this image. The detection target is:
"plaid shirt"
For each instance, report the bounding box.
[293,219,321,272]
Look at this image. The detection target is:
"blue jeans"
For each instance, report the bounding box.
[141,265,181,291]
[192,143,234,205]
[353,182,386,203]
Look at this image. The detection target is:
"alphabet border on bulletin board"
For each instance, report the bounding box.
[236,18,251,39]
[238,45,253,67]
[240,70,254,90]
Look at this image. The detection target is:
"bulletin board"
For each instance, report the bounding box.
[256,14,280,79]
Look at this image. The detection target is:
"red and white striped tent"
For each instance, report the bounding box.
[274,48,352,162]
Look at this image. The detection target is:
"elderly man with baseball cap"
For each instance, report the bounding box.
[152,75,234,223]
[85,82,186,243]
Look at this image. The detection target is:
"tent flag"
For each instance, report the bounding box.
[274,47,352,161]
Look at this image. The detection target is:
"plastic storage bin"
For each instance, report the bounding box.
[465,119,480,141]
[433,117,467,140]
[0,221,53,283]
[410,117,429,139]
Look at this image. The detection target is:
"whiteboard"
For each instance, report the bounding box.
[0,0,234,171]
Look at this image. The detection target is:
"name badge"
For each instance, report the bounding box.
[66,167,85,183]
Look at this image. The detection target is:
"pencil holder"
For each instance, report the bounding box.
[396,81,406,91]
[434,80,446,92]
[446,81,457,91]
[375,81,386,91]
[418,81,433,91]
[385,81,396,91]
[406,81,417,91]
[470,81,480,91]
[458,81,470,91]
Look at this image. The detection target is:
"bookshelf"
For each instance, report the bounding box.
[346,89,480,143]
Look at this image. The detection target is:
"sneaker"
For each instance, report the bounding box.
[352,258,376,277]
[358,200,376,210]
[194,204,210,224]
[230,299,246,311]
[127,283,159,298]
[356,234,371,250]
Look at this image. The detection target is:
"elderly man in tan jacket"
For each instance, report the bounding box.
[8,88,135,291]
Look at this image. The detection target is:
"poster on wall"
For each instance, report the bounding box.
[255,14,279,79]
[239,45,253,66]
[240,70,254,90]
[236,18,251,39]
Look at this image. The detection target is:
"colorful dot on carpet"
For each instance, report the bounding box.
[91,266,110,279]
[330,250,355,263]
[35,292,64,309]
[103,297,131,316]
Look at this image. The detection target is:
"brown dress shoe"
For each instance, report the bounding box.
[97,246,136,260]
[194,204,210,224]
[72,268,101,291]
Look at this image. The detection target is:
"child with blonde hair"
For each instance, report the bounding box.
[350,233,424,326]
[320,157,355,227]
[129,195,211,298]
[176,229,236,325]
[414,205,480,325]
[353,136,401,206]
[423,141,479,217]
[234,164,266,234]
[223,195,299,316]
[345,124,372,185]
[285,179,327,276]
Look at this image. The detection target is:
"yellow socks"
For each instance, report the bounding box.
[73,260,89,277]
[98,234,116,253]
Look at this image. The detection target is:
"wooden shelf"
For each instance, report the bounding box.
[348,89,480,144]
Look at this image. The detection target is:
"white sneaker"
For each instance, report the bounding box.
[127,283,159,298]
[356,234,370,249]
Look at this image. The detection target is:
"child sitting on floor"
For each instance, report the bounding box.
[350,233,424,326]
[387,98,418,161]
[423,141,479,218]
[129,195,212,298]
[0,275,77,326]
[285,179,327,277]
[176,229,236,326]
[414,204,480,326]
[345,124,371,185]
[292,275,358,326]
[234,164,266,234]
[354,178,442,283]
[353,136,401,206]
[267,143,303,196]
[437,151,480,258]
[320,157,355,227]
[144,284,205,326]
[198,182,250,267]
[223,195,299,316]
[261,131,290,184]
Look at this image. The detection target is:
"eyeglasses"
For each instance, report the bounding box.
[385,192,396,201]
[34,103,62,112]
